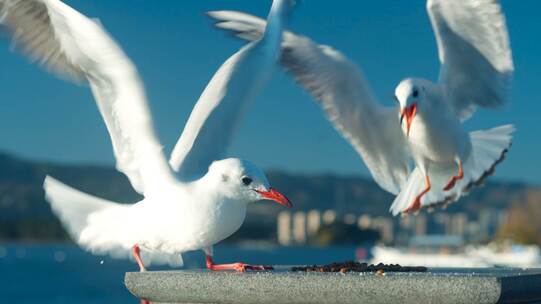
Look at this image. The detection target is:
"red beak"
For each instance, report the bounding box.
[256,188,292,208]
[400,103,417,137]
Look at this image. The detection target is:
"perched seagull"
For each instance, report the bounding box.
[0,0,294,274]
[208,0,515,215]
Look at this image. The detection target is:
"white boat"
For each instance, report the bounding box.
[469,244,541,268]
[371,245,491,267]
[370,235,541,268]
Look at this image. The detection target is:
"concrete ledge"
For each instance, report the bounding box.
[125,267,541,304]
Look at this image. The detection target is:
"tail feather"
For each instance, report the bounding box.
[390,125,514,215]
[44,175,118,241]
[43,176,183,267]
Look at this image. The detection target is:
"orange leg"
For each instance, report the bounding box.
[444,160,464,191]
[132,245,150,304]
[132,244,146,272]
[404,174,431,214]
[205,255,273,272]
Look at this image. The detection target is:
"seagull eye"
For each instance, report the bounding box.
[241,176,253,186]
[412,89,419,98]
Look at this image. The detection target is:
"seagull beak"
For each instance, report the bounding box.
[256,188,292,208]
[400,103,417,137]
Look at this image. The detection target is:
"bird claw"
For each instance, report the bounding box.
[403,175,431,215]
[403,198,421,214]
[444,161,464,191]
[403,209,420,216]
[443,179,457,191]
[235,263,274,272]
[208,261,274,272]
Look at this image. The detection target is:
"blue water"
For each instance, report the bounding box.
[0,243,357,303]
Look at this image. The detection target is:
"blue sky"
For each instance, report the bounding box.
[0,0,539,185]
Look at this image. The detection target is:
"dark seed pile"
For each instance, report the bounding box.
[291,261,428,273]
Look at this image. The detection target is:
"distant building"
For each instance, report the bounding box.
[477,209,508,242]
[358,215,371,230]
[414,214,427,236]
[306,210,321,237]
[275,206,508,246]
[322,210,337,225]
[372,217,394,244]
[277,211,291,246]
[293,212,307,244]
[343,213,357,225]
[450,213,468,236]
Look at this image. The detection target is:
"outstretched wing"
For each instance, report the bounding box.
[1,0,175,195]
[208,11,411,194]
[43,175,183,266]
[427,0,514,119]
[169,0,293,180]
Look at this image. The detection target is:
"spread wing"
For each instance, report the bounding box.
[427,0,514,119]
[168,44,271,180]
[169,0,293,180]
[208,11,411,194]
[1,0,175,195]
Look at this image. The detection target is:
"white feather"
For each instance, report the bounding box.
[44,175,183,267]
[208,6,515,216]
[3,0,292,265]
[208,10,411,195]
[390,125,514,215]
[0,0,176,195]
[169,1,293,180]
[427,0,514,119]
[168,43,274,180]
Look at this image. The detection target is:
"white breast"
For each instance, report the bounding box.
[406,99,471,163]
[136,195,247,254]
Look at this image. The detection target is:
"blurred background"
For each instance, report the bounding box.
[1,0,540,303]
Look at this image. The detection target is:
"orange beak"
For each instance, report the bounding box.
[256,188,292,208]
[400,103,417,137]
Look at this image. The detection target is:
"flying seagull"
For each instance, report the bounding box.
[0,0,294,276]
[207,0,514,215]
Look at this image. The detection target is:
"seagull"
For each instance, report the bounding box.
[207,0,515,216]
[0,0,294,276]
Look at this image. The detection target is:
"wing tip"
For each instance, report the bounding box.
[43,174,62,192]
[205,10,249,22]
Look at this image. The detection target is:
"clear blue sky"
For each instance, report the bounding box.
[0,0,539,185]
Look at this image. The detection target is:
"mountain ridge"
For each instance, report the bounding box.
[0,151,534,241]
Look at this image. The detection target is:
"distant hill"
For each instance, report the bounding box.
[0,151,534,241]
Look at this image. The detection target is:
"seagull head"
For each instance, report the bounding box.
[208,158,292,208]
[395,78,425,137]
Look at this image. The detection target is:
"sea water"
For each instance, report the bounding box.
[0,243,356,303]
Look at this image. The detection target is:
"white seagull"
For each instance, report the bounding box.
[208,0,515,215]
[0,0,294,274]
